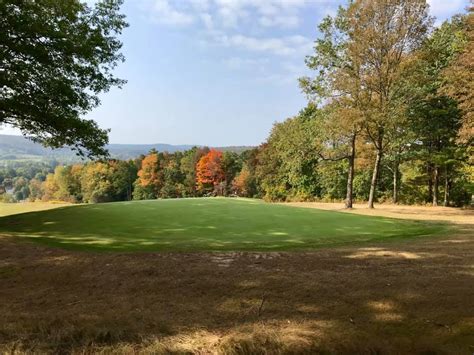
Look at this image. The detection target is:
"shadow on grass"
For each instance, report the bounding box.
[0,232,473,353]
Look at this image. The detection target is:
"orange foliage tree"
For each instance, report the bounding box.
[232,165,253,197]
[137,153,159,187]
[196,149,225,193]
[136,152,162,197]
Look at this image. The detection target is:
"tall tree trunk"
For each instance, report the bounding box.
[345,134,356,209]
[368,148,382,209]
[427,163,433,203]
[432,165,439,206]
[443,165,449,207]
[392,154,400,204]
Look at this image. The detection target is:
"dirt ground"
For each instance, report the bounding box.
[282,202,474,225]
[0,205,473,354]
[0,202,72,217]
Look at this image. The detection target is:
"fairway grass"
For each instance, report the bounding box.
[0,198,447,252]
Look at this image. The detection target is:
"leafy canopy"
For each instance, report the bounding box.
[0,0,127,158]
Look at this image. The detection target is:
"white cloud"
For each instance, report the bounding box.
[217,34,312,56]
[146,0,311,29]
[200,12,214,30]
[151,0,195,26]
[142,0,332,58]
[223,57,268,70]
[214,0,305,28]
[188,0,211,11]
[259,15,300,28]
[216,5,249,28]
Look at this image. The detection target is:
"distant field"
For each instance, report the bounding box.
[0,202,71,217]
[0,198,446,252]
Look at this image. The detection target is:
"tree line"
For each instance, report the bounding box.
[0,148,245,203]
[1,0,472,207]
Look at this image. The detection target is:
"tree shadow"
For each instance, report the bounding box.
[0,233,473,353]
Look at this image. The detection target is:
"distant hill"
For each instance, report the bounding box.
[0,134,253,161]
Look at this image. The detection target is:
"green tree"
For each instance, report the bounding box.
[0,0,127,158]
[440,10,474,145]
[403,17,469,206]
[256,106,321,201]
[160,153,185,198]
[221,152,242,195]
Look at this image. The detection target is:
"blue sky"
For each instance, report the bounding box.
[2,0,470,146]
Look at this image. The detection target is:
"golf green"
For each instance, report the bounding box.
[0,198,445,251]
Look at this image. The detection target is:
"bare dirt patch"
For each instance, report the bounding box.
[1,226,473,353]
[0,202,71,217]
[282,202,474,225]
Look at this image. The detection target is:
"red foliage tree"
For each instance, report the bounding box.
[196,149,225,193]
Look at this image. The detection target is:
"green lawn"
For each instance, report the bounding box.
[0,198,446,252]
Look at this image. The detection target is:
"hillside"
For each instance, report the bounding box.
[0,134,252,161]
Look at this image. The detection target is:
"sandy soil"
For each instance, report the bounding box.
[1,230,473,353]
[0,202,71,217]
[283,202,474,225]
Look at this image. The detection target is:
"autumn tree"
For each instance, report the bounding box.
[352,0,430,208]
[28,178,44,201]
[300,6,366,208]
[232,165,255,197]
[232,147,260,198]
[438,10,473,204]
[303,0,431,208]
[135,151,161,199]
[42,173,59,201]
[316,103,363,208]
[196,149,225,195]
[38,166,77,202]
[440,9,474,145]
[81,162,118,203]
[180,147,210,196]
[232,167,249,196]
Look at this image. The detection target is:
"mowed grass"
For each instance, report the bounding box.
[0,198,446,252]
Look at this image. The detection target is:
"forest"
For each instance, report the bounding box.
[1,6,472,207]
